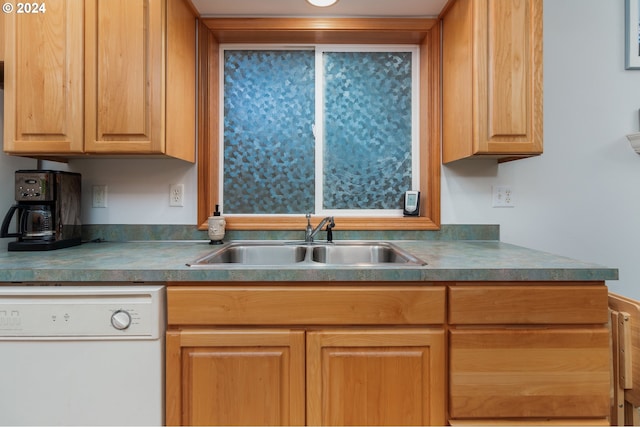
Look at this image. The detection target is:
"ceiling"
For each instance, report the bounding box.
[190,0,448,17]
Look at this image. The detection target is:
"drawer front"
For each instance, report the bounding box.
[168,285,445,325]
[449,328,611,419]
[448,283,608,325]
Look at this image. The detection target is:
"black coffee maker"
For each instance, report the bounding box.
[1,170,82,251]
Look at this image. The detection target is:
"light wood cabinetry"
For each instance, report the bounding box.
[166,282,610,426]
[3,1,84,153]
[3,0,196,161]
[166,284,447,426]
[449,328,610,419]
[448,283,610,425]
[166,329,306,426]
[441,0,543,163]
[0,11,5,61]
[307,328,445,426]
[0,9,4,88]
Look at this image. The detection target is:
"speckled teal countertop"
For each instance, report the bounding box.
[0,238,618,283]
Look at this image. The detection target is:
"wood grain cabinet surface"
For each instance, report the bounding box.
[3,1,84,154]
[166,284,447,426]
[166,329,306,426]
[3,0,196,161]
[166,282,610,426]
[442,0,543,163]
[0,11,5,62]
[306,328,445,426]
[448,282,611,425]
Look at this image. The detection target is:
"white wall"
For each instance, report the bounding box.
[69,158,198,225]
[1,0,638,296]
[444,0,640,297]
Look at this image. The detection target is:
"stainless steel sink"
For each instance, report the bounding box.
[187,241,426,267]
[187,242,307,266]
[311,242,425,265]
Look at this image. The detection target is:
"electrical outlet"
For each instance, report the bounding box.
[92,185,107,208]
[170,184,184,207]
[492,186,515,208]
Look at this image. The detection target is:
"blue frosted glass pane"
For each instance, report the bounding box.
[223,50,315,214]
[323,52,413,210]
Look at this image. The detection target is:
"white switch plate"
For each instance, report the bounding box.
[492,186,515,208]
[170,184,184,207]
[92,185,107,208]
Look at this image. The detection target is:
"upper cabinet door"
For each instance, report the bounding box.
[3,0,84,154]
[84,0,163,154]
[0,12,5,62]
[442,0,543,163]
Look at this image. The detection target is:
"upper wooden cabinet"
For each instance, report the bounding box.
[3,0,196,162]
[3,1,84,154]
[0,11,4,88]
[441,0,543,163]
[0,11,5,61]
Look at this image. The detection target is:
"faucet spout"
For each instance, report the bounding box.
[305,214,335,243]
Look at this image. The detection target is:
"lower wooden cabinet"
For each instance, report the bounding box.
[307,329,445,426]
[166,282,610,426]
[166,327,445,426]
[166,329,305,426]
[449,328,611,420]
[448,282,611,426]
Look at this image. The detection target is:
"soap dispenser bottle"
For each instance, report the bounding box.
[208,205,225,244]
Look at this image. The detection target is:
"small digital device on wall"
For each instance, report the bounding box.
[403,190,420,216]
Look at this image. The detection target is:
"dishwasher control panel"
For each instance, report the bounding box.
[0,285,165,339]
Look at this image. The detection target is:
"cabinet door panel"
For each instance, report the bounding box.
[0,11,5,61]
[167,329,305,426]
[480,0,543,154]
[487,0,528,137]
[307,329,445,426]
[84,0,162,153]
[449,328,610,419]
[3,0,84,153]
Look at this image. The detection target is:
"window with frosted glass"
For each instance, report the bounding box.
[222,47,417,215]
[223,50,316,214]
[323,51,413,210]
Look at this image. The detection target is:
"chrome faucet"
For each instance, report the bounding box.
[305,213,335,243]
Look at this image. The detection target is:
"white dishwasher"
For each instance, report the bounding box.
[0,284,165,426]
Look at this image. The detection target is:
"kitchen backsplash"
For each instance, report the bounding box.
[81,224,499,242]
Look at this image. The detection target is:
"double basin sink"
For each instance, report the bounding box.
[187,241,427,268]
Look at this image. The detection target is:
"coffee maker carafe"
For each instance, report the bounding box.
[1,170,82,251]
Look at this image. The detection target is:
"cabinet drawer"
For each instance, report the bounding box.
[448,284,608,325]
[168,285,445,325]
[449,328,610,419]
